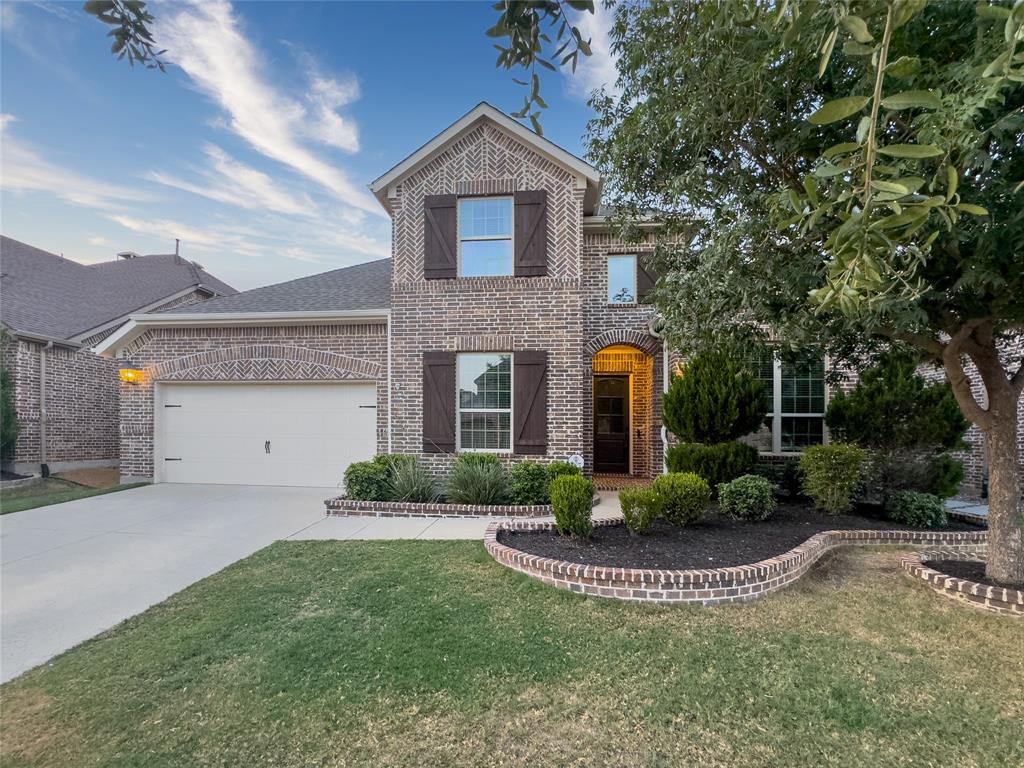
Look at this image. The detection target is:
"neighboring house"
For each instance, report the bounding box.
[0,237,235,475]
[95,103,1017,496]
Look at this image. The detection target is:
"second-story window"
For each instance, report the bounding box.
[458,197,513,277]
[607,254,637,304]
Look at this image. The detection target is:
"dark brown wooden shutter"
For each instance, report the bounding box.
[637,254,658,300]
[422,351,456,452]
[513,350,548,455]
[513,190,548,277]
[423,195,457,279]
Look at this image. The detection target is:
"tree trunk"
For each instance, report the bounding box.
[982,389,1024,586]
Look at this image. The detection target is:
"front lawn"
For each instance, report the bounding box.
[0,479,146,515]
[1,542,1019,767]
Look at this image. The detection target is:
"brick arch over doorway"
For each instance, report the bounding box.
[584,329,660,358]
[587,342,657,478]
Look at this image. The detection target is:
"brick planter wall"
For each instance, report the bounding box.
[326,494,600,519]
[902,548,1023,617]
[486,518,987,605]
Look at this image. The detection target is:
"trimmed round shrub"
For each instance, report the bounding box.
[663,350,767,443]
[388,459,441,503]
[454,452,501,469]
[652,472,709,527]
[927,453,964,499]
[619,486,661,535]
[446,460,510,505]
[343,460,391,501]
[546,460,583,481]
[718,474,776,521]
[799,443,867,514]
[551,474,595,537]
[666,440,758,490]
[510,460,551,506]
[885,490,948,528]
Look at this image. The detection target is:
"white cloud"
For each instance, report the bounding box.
[565,3,619,99]
[0,117,150,210]
[148,143,314,215]
[154,0,382,217]
[109,215,223,247]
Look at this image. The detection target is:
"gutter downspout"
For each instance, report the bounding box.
[39,341,53,477]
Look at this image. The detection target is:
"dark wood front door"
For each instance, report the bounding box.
[594,376,629,473]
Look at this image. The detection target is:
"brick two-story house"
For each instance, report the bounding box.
[96,103,1016,495]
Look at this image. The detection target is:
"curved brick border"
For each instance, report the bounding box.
[325,495,600,519]
[485,517,987,605]
[902,548,1022,617]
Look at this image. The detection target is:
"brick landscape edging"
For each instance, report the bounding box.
[484,517,988,605]
[901,548,1023,617]
[325,495,600,519]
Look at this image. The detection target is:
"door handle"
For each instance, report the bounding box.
[265,440,271,454]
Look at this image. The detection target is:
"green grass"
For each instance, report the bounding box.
[0,479,147,514]
[1,542,1020,767]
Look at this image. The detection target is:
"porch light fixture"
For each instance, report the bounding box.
[119,367,143,384]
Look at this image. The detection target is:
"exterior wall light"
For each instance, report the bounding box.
[119,368,144,384]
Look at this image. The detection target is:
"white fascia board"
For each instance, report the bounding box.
[93,309,390,357]
[369,103,600,208]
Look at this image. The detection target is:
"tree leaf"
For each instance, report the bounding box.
[957,203,989,215]
[842,40,875,55]
[885,56,920,77]
[818,27,838,77]
[840,15,873,43]
[945,166,958,202]
[809,96,870,124]
[876,144,944,158]
[855,116,871,144]
[871,180,911,194]
[881,90,942,110]
[823,142,861,159]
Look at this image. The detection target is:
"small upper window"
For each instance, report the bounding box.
[607,254,637,304]
[459,197,513,277]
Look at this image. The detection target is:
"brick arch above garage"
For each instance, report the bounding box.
[149,345,384,382]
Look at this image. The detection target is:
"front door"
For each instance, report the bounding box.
[594,375,629,473]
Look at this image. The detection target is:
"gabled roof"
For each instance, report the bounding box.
[0,236,236,344]
[94,258,392,356]
[160,258,391,314]
[369,102,602,215]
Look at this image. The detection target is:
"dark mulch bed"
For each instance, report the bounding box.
[924,559,1021,591]
[0,470,30,482]
[500,501,981,570]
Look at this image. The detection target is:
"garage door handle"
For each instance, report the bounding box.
[265,440,271,454]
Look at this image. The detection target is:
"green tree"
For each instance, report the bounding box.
[586,1,1024,585]
[1,332,19,462]
[663,351,767,443]
[84,1,165,70]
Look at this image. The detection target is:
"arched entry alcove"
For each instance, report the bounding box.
[590,343,655,477]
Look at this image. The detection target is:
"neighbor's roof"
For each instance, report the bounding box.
[0,236,236,343]
[369,102,602,215]
[160,258,392,315]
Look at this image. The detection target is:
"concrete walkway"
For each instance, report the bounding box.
[1,483,617,682]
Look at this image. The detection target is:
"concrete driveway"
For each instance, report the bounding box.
[1,483,338,683]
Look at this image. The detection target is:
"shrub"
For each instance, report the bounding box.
[388,459,441,503]
[546,461,582,481]
[619,486,661,534]
[447,460,511,505]
[799,443,867,514]
[927,453,964,499]
[652,472,709,527]
[718,474,776,521]
[373,453,417,473]
[550,474,595,537]
[454,452,501,469]
[0,361,18,462]
[885,490,948,529]
[510,460,550,506]
[666,441,758,490]
[662,350,767,443]
[343,461,391,501]
[753,459,803,500]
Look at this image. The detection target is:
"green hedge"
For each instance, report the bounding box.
[551,475,595,537]
[666,441,758,490]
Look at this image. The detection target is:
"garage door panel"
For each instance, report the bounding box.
[159,383,377,487]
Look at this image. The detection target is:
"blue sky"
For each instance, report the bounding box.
[0,0,616,290]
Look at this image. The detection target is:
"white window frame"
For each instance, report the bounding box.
[607,253,638,305]
[762,354,829,454]
[457,196,514,278]
[456,352,514,453]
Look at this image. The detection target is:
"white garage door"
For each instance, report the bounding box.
[158,382,377,487]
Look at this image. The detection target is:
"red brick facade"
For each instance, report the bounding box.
[117,324,388,481]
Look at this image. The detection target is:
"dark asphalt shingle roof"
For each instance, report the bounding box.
[0,236,236,341]
[159,258,391,315]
